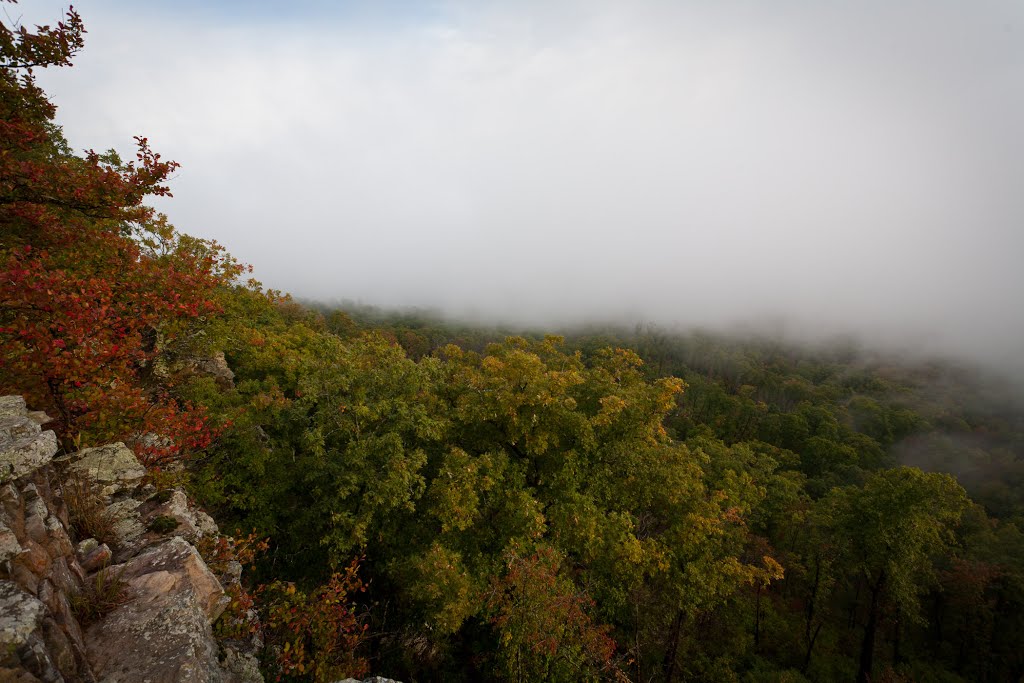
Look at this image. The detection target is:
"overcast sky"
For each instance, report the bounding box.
[26,0,1024,369]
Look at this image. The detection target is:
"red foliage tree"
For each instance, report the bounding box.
[486,546,619,681]
[0,1,245,462]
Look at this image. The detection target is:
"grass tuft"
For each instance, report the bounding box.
[61,472,116,545]
[71,566,129,626]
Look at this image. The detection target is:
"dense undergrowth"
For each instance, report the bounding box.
[3,5,1023,682]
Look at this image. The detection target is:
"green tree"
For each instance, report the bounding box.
[817,467,968,683]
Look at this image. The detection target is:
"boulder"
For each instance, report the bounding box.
[23,495,50,546]
[104,499,146,563]
[0,483,23,536]
[1,520,22,568]
[220,645,263,683]
[198,351,235,386]
[181,352,235,389]
[0,432,58,485]
[14,540,50,578]
[0,397,57,485]
[0,396,27,419]
[67,444,144,499]
[42,517,73,561]
[26,412,52,427]
[0,415,40,444]
[150,489,218,543]
[0,400,264,682]
[84,538,228,682]
[44,557,80,600]
[78,545,111,574]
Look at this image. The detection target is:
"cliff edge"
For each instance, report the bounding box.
[0,395,262,682]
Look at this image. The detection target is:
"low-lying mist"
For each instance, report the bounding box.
[325,297,1024,388]
[319,298,1024,412]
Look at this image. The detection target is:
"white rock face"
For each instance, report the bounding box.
[0,396,27,418]
[0,432,57,486]
[152,489,219,544]
[0,397,57,486]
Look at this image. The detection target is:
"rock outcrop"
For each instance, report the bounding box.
[84,538,227,682]
[0,396,263,682]
[0,396,59,485]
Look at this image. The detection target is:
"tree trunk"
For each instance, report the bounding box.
[802,622,823,674]
[662,610,684,682]
[47,378,71,435]
[892,612,902,667]
[799,556,822,672]
[930,591,944,657]
[849,576,863,629]
[805,556,821,642]
[754,584,762,650]
[857,570,886,683]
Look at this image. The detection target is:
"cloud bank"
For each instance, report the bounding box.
[32,0,1024,369]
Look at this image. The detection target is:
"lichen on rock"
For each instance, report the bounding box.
[66,444,145,499]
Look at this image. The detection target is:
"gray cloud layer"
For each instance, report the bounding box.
[33,0,1024,369]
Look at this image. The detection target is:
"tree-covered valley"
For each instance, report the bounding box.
[3,5,1024,682]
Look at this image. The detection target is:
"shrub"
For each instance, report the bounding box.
[485,546,619,682]
[262,557,369,682]
[146,515,180,534]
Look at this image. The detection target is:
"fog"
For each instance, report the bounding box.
[32,0,1024,372]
